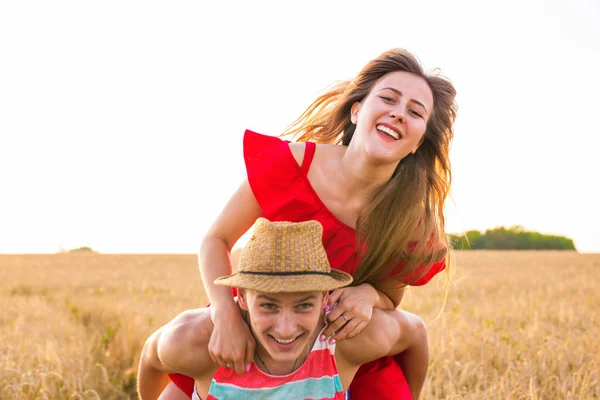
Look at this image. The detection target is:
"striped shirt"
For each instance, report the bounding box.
[196,327,346,400]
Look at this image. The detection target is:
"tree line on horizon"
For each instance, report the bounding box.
[63,227,577,254]
[450,226,576,251]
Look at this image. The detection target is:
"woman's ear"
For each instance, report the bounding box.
[411,135,426,154]
[238,289,249,311]
[351,102,361,124]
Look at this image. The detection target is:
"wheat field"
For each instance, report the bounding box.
[1,251,598,399]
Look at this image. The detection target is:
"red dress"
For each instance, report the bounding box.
[170,130,445,399]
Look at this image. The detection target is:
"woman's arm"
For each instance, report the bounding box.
[198,179,262,374]
[199,180,260,311]
[321,281,401,341]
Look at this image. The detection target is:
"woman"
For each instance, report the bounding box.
[169,48,457,399]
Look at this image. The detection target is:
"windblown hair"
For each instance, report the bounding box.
[281,49,457,287]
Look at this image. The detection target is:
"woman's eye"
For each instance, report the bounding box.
[409,109,423,118]
[380,96,394,103]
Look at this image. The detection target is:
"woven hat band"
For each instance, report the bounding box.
[238,271,333,277]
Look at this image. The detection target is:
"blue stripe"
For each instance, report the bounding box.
[208,375,343,399]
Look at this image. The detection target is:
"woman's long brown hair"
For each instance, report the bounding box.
[281,49,457,287]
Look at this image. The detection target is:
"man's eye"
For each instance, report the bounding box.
[296,303,313,310]
[261,303,277,310]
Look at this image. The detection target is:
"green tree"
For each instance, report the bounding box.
[69,246,96,253]
[450,226,576,251]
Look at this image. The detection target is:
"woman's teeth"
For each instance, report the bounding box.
[376,125,400,140]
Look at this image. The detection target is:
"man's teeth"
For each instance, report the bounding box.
[274,338,295,344]
[377,125,400,140]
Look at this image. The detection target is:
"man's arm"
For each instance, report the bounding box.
[137,326,173,399]
[337,308,419,365]
[137,309,215,400]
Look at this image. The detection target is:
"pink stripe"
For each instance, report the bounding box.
[212,350,338,389]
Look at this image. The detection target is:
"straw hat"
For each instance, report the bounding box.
[215,218,353,292]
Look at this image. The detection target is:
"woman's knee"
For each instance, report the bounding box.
[398,310,428,347]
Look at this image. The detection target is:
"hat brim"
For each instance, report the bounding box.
[214,269,353,293]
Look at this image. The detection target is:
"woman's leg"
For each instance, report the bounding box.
[394,311,429,399]
[158,381,192,400]
[349,310,429,400]
[166,374,194,399]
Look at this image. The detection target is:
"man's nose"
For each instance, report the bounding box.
[274,313,296,337]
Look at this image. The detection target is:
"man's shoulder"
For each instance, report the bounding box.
[162,308,214,354]
[153,307,216,380]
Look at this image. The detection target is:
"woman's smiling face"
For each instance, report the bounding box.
[350,70,434,165]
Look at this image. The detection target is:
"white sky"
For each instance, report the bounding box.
[1,0,599,254]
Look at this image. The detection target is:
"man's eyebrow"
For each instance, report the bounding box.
[256,294,280,303]
[255,294,318,303]
[295,294,317,303]
[380,87,428,114]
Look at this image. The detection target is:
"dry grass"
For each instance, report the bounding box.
[1,251,598,399]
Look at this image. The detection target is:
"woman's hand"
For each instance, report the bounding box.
[207,306,256,374]
[321,283,379,342]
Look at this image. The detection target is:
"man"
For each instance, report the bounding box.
[138,219,422,399]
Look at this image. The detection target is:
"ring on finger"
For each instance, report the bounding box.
[342,314,350,321]
[226,363,232,368]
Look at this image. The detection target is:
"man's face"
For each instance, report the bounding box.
[239,290,327,363]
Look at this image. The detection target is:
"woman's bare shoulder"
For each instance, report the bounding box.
[288,142,306,166]
[288,142,345,167]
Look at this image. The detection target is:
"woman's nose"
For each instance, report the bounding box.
[389,108,405,123]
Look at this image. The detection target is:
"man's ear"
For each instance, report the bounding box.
[238,289,249,311]
[322,291,329,308]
